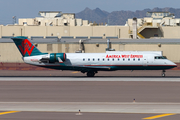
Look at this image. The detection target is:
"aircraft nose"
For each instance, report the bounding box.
[169,61,177,67]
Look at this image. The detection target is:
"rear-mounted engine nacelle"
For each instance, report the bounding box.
[49,53,66,63]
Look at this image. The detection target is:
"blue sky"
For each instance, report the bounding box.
[0,0,180,25]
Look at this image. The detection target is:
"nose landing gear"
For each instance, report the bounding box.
[162,70,166,77]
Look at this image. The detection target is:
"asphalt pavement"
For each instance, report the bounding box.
[0,70,180,119]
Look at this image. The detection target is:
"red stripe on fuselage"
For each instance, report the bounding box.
[83,65,177,67]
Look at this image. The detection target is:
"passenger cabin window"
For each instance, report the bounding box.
[123,58,125,61]
[138,58,140,61]
[154,56,167,59]
[107,59,109,61]
[133,58,135,61]
[118,58,120,61]
[112,58,114,61]
[88,58,90,61]
[128,58,130,61]
[103,58,104,61]
[93,58,95,61]
[98,58,100,61]
[83,58,85,61]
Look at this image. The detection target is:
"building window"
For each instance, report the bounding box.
[154,34,158,37]
[47,44,52,51]
[23,22,27,25]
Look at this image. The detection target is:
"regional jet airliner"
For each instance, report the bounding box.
[11,36,177,77]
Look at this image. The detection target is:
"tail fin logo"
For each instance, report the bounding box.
[18,39,34,56]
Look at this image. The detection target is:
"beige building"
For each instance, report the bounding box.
[18,11,89,26]
[127,12,180,39]
[1,11,180,64]
[1,11,180,39]
[0,25,126,39]
[1,42,180,63]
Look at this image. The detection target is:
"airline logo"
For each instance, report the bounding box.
[106,54,143,58]
[18,39,34,56]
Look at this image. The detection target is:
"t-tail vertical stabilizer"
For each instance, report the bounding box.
[11,36,45,57]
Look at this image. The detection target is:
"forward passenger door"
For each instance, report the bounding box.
[143,56,148,66]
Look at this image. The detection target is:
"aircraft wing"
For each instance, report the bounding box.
[75,65,111,71]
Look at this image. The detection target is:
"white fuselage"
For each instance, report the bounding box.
[23,51,176,71]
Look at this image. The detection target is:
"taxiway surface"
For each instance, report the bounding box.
[0,80,180,102]
[0,70,180,77]
[1,70,180,119]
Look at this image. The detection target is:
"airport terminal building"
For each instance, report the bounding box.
[1,11,180,39]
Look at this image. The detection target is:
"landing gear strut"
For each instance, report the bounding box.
[162,70,166,77]
[86,71,96,77]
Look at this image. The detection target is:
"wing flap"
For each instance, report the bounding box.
[80,65,111,70]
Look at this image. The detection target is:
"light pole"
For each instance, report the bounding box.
[12,16,16,24]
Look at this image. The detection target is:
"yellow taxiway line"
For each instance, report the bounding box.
[0,111,20,116]
[143,113,175,119]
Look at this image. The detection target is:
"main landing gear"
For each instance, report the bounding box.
[162,70,166,77]
[86,71,97,77]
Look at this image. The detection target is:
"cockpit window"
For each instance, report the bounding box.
[163,56,167,59]
[154,56,167,59]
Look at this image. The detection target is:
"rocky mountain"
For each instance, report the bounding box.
[75,7,180,25]
[75,7,109,24]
